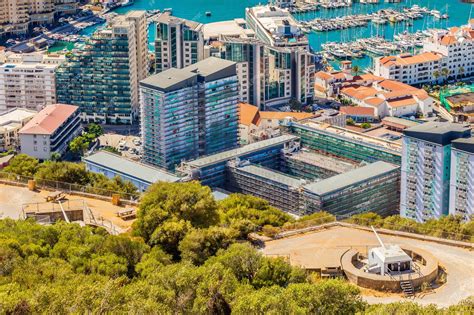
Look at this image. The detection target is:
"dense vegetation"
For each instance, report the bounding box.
[69,123,104,156]
[1,181,473,313]
[3,154,138,198]
[347,212,474,242]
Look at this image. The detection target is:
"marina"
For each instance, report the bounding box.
[5,0,467,71]
[299,5,434,33]
[321,29,437,61]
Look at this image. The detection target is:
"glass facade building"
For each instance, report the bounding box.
[140,57,239,170]
[55,11,148,124]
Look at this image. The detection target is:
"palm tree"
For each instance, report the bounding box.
[433,70,440,83]
[458,66,465,79]
[352,65,361,76]
[441,68,450,83]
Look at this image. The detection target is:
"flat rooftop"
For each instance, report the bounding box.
[404,122,472,146]
[285,150,357,174]
[235,163,305,188]
[452,137,474,154]
[0,108,36,132]
[295,120,402,153]
[186,134,299,168]
[303,161,399,196]
[140,57,236,92]
[84,151,181,184]
[203,20,255,39]
[445,92,474,106]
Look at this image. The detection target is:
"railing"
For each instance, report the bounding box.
[0,172,139,203]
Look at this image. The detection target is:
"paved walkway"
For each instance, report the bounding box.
[263,226,474,307]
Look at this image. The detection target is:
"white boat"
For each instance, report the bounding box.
[121,0,134,7]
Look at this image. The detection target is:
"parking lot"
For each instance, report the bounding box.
[98,133,142,160]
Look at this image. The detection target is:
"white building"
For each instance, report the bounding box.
[374,22,474,85]
[0,108,36,152]
[19,104,81,160]
[154,12,205,73]
[245,5,308,48]
[449,138,474,220]
[0,52,65,113]
[400,122,472,222]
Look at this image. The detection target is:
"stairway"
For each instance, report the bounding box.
[400,280,414,297]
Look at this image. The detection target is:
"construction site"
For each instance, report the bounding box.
[179,118,402,217]
[440,84,474,123]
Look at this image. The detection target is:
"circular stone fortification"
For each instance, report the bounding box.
[341,244,439,292]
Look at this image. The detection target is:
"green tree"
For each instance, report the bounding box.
[352,65,361,76]
[35,161,90,185]
[458,66,465,79]
[86,123,104,138]
[252,257,306,289]
[361,122,372,129]
[149,219,192,259]
[3,154,39,177]
[219,194,292,238]
[441,68,450,82]
[433,70,440,83]
[289,98,303,111]
[69,136,90,156]
[49,152,62,162]
[133,182,220,242]
[179,227,239,265]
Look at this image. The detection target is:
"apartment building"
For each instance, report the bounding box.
[449,138,474,220]
[400,122,472,223]
[0,52,65,113]
[245,5,308,48]
[0,0,78,36]
[374,22,474,85]
[154,12,205,73]
[219,36,315,108]
[19,104,81,160]
[0,108,36,152]
[56,11,148,124]
[140,57,239,170]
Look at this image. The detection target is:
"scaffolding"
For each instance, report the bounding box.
[226,160,305,215]
[288,121,402,165]
[283,150,358,181]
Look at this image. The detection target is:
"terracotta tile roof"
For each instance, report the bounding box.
[315,71,333,80]
[378,80,415,92]
[339,106,375,116]
[364,97,385,107]
[387,96,418,108]
[341,86,378,101]
[239,103,260,126]
[260,111,315,121]
[357,73,384,82]
[380,52,442,67]
[440,35,457,46]
[19,104,78,135]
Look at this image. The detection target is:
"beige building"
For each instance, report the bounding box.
[239,102,314,144]
[0,51,65,113]
[0,108,36,152]
[0,0,78,36]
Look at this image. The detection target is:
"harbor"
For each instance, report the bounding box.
[298,5,440,33]
[321,29,437,61]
